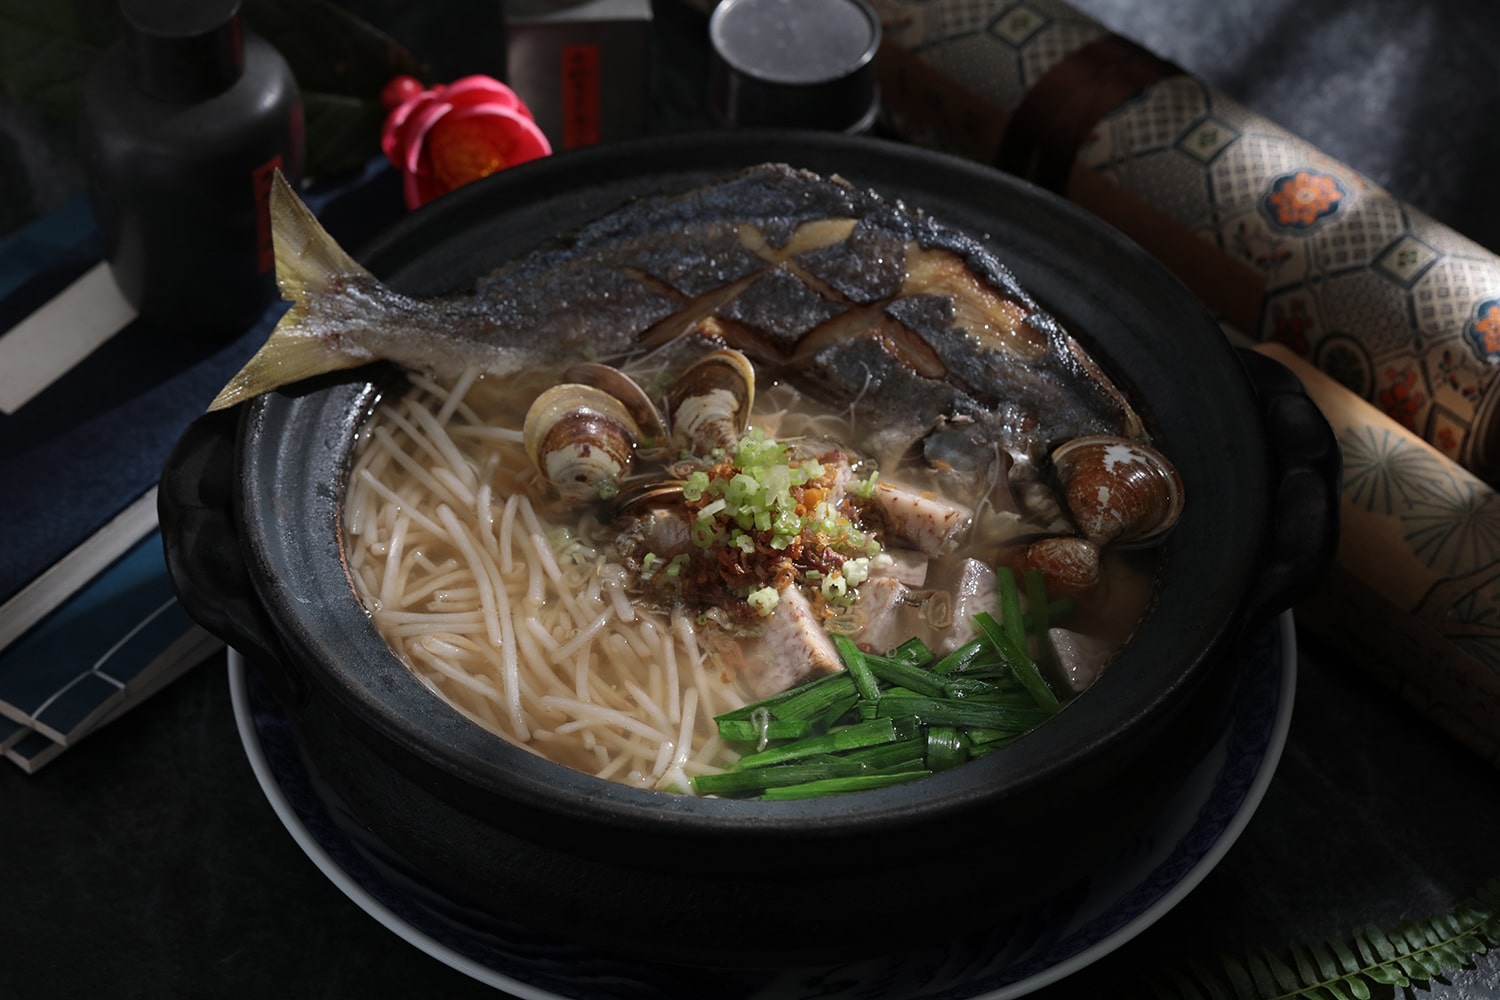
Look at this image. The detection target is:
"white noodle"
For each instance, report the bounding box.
[476,480,497,558]
[400,568,476,610]
[672,687,698,774]
[522,617,562,656]
[544,696,670,742]
[517,496,565,585]
[554,606,613,661]
[379,415,467,505]
[431,466,476,511]
[657,765,692,795]
[356,468,447,538]
[605,575,637,624]
[410,402,479,491]
[624,678,671,737]
[451,425,527,443]
[498,493,521,574]
[411,639,502,702]
[343,371,773,786]
[593,752,633,781]
[428,586,481,606]
[584,568,603,609]
[379,514,409,611]
[650,738,675,778]
[437,504,527,740]
[573,648,591,702]
[436,365,481,425]
[376,610,486,626]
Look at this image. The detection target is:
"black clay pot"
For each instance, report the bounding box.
[160,132,1338,968]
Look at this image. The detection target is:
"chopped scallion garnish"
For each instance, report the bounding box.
[746,585,779,617]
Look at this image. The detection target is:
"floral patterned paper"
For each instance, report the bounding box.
[870,0,1500,764]
[871,0,1500,486]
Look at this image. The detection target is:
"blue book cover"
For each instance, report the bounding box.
[0,530,213,748]
[0,712,25,752]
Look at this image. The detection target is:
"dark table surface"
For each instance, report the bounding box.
[4,1,1499,997]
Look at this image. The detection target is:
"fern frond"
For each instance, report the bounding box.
[1133,876,1500,1000]
[1219,953,1258,998]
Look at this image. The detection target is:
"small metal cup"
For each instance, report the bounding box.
[708,0,881,134]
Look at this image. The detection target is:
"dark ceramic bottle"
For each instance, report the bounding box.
[80,0,304,336]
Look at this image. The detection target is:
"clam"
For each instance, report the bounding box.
[1050,435,1184,546]
[664,348,756,457]
[1023,535,1103,596]
[611,479,688,517]
[523,383,642,506]
[563,361,669,446]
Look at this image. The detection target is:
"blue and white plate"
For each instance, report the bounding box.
[229,611,1295,999]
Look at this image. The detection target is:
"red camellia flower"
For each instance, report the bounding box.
[381,75,551,210]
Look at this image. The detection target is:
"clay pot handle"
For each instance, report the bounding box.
[1234,347,1343,630]
[157,406,309,708]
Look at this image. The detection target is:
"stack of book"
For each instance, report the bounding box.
[0,204,221,772]
[0,498,220,772]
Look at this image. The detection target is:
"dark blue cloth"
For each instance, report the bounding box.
[0,158,404,606]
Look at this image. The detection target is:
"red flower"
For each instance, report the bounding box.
[381,75,551,210]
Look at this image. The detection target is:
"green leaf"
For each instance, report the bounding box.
[1290,942,1320,984]
[1185,958,1235,1000]
[1363,924,1396,962]
[301,90,388,179]
[1262,948,1301,992]
[1304,941,1338,981]
[1242,950,1277,995]
[245,0,422,97]
[1326,938,1361,976]
[1188,959,1236,1000]
[1137,876,1500,999]
[245,0,426,178]
[0,0,119,118]
[1218,953,1257,998]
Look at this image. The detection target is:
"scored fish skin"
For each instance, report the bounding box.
[212,164,1145,486]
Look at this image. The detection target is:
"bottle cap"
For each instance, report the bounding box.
[708,0,881,133]
[122,0,245,103]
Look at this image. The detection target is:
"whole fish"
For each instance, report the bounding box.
[212,164,1144,484]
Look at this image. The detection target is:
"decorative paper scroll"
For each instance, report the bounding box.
[1256,345,1500,768]
[871,0,1500,487]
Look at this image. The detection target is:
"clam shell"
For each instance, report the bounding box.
[664,348,756,456]
[523,383,642,506]
[1050,435,1184,545]
[611,479,687,517]
[563,361,669,445]
[1023,536,1103,596]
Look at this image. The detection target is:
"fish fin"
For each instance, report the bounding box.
[207,329,371,412]
[207,170,377,412]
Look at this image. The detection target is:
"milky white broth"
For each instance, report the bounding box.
[341,361,1160,793]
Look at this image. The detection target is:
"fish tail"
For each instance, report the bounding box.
[208,171,379,412]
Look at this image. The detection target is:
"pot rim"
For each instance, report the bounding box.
[234,130,1268,836]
